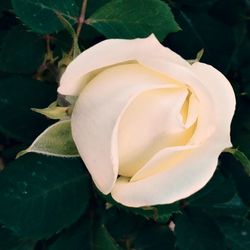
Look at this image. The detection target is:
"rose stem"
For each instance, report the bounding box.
[76,0,88,39]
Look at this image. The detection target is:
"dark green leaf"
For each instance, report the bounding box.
[85,0,110,18]
[48,215,91,250]
[94,224,121,250]
[11,0,80,34]
[0,154,90,240]
[210,0,247,25]
[0,0,11,13]
[0,225,36,250]
[0,26,45,74]
[216,217,250,250]
[134,225,175,250]
[205,195,248,218]
[224,148,250,176]
[221,153,250,206]
[188,171,235,206]
[103,193,179,222]
[87,0,180,41]
[0,76,56,142]
[167,10,243,73]
[175,209,227,250]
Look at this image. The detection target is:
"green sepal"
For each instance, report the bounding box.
[17,120,79,158]
[31,101,71,120]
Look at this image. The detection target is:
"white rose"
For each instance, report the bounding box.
[58,35,236,207]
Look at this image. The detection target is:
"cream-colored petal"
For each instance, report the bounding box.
[71,64,179,194]
[191,62,236,146]
[111,62,236,207]
[58,35,190,96]
[138,59,216,145]
[118,88,189,177]
[111,142,222,207]
[181,93,199,128]
[131,126,197,182]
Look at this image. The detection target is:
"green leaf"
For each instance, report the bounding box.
[48,215,91,250]
[94,224,121,250]
[175,209,227,250]
[224,148,250,176]
[0,76,56,142]
[188,171,236,207]
[0,154,90,240]
[11,0,80,34]
[134,225,175,250]
[85,0,110,18]
[87,0,180,41]
[56,12,81,59]
[0,26,45,74]
[0,0,12,13]
[216,217,250,250]
[103,193,179,222]
[221,153,250,206]
[205,194,248,218]
[18,120,79,158]
[0,226,36,250]
[167,10,243,73]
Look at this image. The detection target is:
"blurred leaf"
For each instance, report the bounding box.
[87,0,180,41]
[11,0,80,34]
[18,120,79,158]
[48,215,91,250]
[224,148,250,176]
[216,217,250,250]
[0,0,11,13]
[221,153,250,207]
[188,171,236,206]
[167,10,243,72]
[168,0,217,7]
[0,76,56,143]
[175,209,227,250]
[0,26,45,74]
[0,225,36,250]
[94,223,121,250]
[134,225,175,250]
[105,208,145,242]
[206,194,248,218]
[231,98,250,158]
[0,154,90,240]
[104,193,179,222]
[211,0,247,25]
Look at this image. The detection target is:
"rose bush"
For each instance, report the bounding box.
[58,35,236,207]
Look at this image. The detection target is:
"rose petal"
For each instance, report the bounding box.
[71,63,179,194]
[191,62,236,145]
[58,35,190,96]
[118,88,189,177]
[181,93,199,128]
[138,59,216,144]
[111,62,236,207]
[111,142,222,207]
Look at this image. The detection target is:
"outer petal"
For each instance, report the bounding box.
[58,35,190,96]
[111,63,236,207]
[111,142,221,207]
[71,64,179,194]
[191,62,236,145]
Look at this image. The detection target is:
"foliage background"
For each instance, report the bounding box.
[0,0,250,249]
